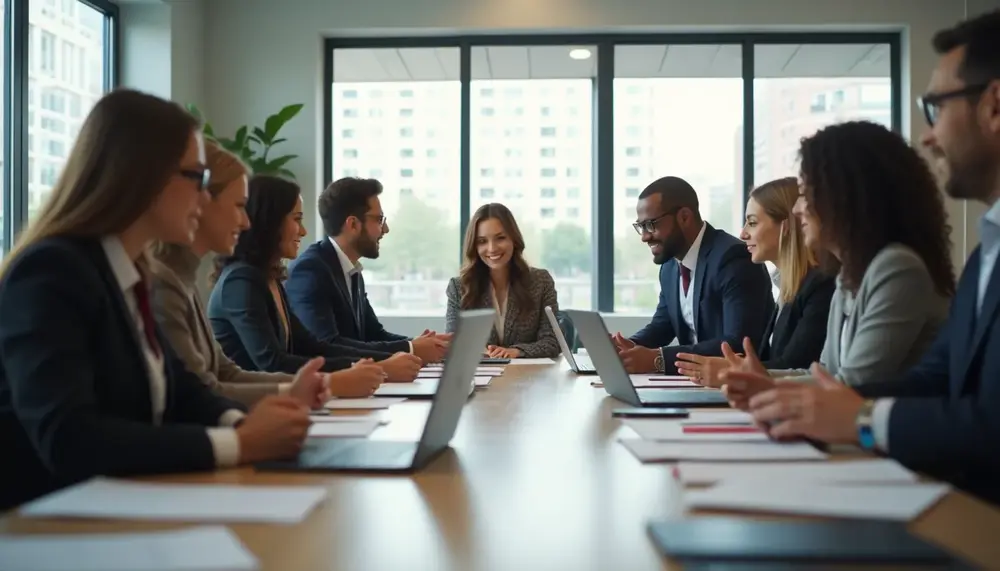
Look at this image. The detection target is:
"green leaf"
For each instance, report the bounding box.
[234,126,248,148]
[270,137,287,146]
[202,122,215,138]
[252,127,271,146]
[265,155,297,172]
[263,103,303,140]
[278,168,296,179]
[277,103,304,123]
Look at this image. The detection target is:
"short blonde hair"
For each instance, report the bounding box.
[750,177,815,304]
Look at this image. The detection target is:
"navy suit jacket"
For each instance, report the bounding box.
[758,268,835,370]
[0,237,243,510]
[630,224,774,374]
[286,240,409,353]
[857,246,1000,505]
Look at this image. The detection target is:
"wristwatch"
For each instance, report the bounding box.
[855,399,876,451]
[653,350,665,373]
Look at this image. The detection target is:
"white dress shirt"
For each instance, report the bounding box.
[870,199,1000,451]
[490,287,509,342]
[101,236,242,467]
[678,222,707,343]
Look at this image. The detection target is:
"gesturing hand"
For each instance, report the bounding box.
[236,395,310,464]
[380,352,423,382]
[288,356,330,409]
[328,359,387,398]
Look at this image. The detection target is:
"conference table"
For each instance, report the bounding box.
[3,363,1000,570]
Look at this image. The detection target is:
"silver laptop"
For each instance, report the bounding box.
[544,306,596,374]
[255,309,496,473]
[566,309,729,408]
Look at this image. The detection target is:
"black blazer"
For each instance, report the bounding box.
[285,240,410,353]
[757,267,835,370]
[0,237,243,510]
[857,246,1000,505]
[630,224,775,374]
[208,262,389,375]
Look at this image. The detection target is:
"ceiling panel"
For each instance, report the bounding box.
[529,45,597,79]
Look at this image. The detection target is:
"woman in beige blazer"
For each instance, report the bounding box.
[150,140,386,408]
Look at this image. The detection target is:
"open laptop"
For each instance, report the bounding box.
[566,309,729,408]
[255,308,496,473]
[544,306,596,374]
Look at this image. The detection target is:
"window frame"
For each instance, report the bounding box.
[324,32,901,312]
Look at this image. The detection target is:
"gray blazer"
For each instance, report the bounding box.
[771,243,950,387]
[445,267,560,358]
[149,246,293,406]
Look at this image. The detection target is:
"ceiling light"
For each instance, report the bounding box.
[569,48,592,60]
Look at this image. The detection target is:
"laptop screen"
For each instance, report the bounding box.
[544,305,578,369]
[564,310,641,406]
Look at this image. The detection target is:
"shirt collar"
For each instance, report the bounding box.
[980,200,1000,248]
[680,222,707,272]
[329,237,363,276]
[101,235,142,293]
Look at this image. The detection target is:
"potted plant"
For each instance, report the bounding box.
[186,103,304,179]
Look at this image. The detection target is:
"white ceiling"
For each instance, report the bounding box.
[332,43,891,82]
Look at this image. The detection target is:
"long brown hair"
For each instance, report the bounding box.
[459,203,532,310]
[1,88,198,277]
[749,177,815,304]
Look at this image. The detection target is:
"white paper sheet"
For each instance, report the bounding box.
[684,482,949,521]
[474,376,493,387]
[0,526,258,571]
[506,358,556,365]
[324,397,407,410]
[307,419,382,438]
[676,459,919,485]
[628,374,703,388]
[622,419,769,442]
[309,413,384,423]
[475,367,505,376]
[374,380,436,396]
[417,367,504,378]
[619,438,828,462]
[416,370,443,378]
[20,478,328,524]
[683,411,756,425]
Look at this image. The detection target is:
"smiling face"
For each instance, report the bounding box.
[740,197,782,264]
[635,193,686,265]
[147,131,207,245]
[354,195,388,259]
[197,175,249,255]
[475,217,514,270]
[279,195,307,260]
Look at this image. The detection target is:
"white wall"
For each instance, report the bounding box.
[122,0,1000,334]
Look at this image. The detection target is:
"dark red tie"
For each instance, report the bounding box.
[680,265,691,295]
[133,274,161,357]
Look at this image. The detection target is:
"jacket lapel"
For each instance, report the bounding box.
[760,304,782,357]
[318,240,359,331]
[690,225,716,332]
[502,291,519,346]
[961,250,998,387]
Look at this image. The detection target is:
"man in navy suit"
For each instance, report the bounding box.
[286,178,449,363]
[732,9,1000,505]
[612,176,774,375]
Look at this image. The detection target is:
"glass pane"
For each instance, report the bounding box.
[331,47,460,315]
[27,0,107,221]
[470,45,595,310]
[0,0,6,250]
[613,44,744,314]
[753,43,893,186]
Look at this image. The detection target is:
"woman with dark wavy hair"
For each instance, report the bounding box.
[721,120,956,407]
[444,203,560,358]
[208,175,421,380]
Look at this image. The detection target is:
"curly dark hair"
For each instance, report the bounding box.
[799,121,955,297]
[211,174,300,284]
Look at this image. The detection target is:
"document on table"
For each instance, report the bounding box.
[474,376,493,387]
[417,367,505,378]
[685,482,950,521]
[675,459,918,485]
[622,419,769,442]
[629,374,703,388]
[0,526,258,571]
[19,478,328,524]
[506,358,556,365]
[375,379,436,396]
[683,410,756,425]
[620,439,828,462]
[324,397,407,410]
[307,419,382,438]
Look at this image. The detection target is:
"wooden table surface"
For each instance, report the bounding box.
[3,363,1000,570]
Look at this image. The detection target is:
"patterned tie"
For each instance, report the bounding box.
[133,273,161,357]
[680,264,691,296]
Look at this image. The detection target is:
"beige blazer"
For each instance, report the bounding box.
[149,245,293,406]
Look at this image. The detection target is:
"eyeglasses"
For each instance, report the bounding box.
[917,84,989,126]
[179,168,211,191]
[632,209,679,235]
[365,213,387,227]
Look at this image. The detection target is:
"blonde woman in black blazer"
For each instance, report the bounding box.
[445,203,560,359]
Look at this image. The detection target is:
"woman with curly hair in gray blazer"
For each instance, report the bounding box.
[445,203,560,359]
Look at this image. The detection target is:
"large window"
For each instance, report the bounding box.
[330,47,460,315]
[325,35,900,315]
[470,45,595,310]
[613,44,743,314]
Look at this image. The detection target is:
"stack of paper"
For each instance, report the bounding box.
[676,459,918,485]
[20,478,328,524]
[307,419,382,438]
[629,374,703,388]
[506,358,556,365]
[684,482,949,521]
[620,439,828,462]
[622,419,769,442]
[473,376,493,387]
[324,397,407,410]
[417,366,505,378]
[0,526,258,571]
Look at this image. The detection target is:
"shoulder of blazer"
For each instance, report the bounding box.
[147,255,186,297]
[526,267,554,289]
[859,244,930,293]
[288,241,325,273]
[3,236,104,287]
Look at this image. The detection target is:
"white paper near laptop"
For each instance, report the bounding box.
[20,478,327,524]
[685,482,949,521]
[677,459,918,485]
[620,438,828,462]
[307,419,381,438]
[622,419,769,442]
[324,397,407,410]
[0,526,258,571]
[506,358,556,365]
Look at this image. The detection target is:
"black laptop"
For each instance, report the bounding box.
[254,309,496,473]
[566,310,728,407]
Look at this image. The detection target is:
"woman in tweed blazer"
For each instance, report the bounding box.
[445,203,560,359]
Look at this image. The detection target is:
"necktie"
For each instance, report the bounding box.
[133,275,161,357]
[350,272,364,331]
[680,264,691,296]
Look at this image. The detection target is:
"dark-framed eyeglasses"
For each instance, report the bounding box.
[179,168,211,191]
[365,213,387,227]
[917,84,989,126]
[632,209,679,235]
